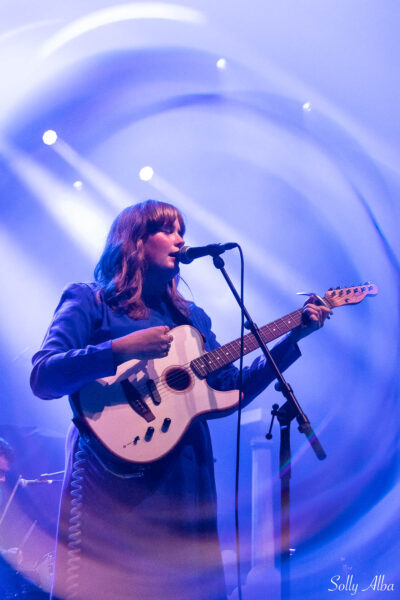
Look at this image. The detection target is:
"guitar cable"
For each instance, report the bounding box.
[234,244,245,600]
[65,440,88,600]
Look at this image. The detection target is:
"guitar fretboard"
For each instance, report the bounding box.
[191,308,304,378]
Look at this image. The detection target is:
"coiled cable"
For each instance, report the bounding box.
[65,442,88,600]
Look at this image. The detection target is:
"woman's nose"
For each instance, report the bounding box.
[175,233,185,248]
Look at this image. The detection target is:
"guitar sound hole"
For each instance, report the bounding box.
[165,368,191,391]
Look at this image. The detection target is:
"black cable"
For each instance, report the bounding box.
[234,244,245,600]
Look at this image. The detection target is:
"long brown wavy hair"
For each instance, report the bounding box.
[94,200,190,319]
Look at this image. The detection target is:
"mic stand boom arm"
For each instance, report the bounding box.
[212,253,326,600]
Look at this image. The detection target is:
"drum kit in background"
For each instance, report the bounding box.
[0,551,53,599]
[0,470,62,599]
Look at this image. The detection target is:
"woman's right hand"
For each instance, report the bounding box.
[111,326,174,363]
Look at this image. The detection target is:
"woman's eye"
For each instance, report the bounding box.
[161,225,175,234]
[159,223,183,236]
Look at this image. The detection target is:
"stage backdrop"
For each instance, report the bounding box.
[0,2,399,599]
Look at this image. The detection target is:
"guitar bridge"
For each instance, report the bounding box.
[121,380,155,422]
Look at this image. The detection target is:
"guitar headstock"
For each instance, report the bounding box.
[324,283,378,307]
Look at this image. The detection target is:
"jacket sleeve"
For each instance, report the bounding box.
[30,283,116,400]
[190,304,301,407]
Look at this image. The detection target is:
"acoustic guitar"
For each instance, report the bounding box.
[74,284,378,464]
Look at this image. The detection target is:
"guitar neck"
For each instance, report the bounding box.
[191,306,305,378]
[190,281,379,378]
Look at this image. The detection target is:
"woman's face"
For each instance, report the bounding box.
[143,217,185,277]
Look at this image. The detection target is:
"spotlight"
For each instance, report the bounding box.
[73,180,83,190]
[302,102,312,112]
[139,166,154,182]
[42,130,58,145]
[216,58,227,70]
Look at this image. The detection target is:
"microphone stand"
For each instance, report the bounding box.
[212,254,326,600]
[0,475,22,527]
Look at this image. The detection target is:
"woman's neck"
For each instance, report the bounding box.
[142,271,169,300]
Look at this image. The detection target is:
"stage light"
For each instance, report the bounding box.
[139,166,154,181]
[42,130,58,145]
[53,139,138,209]
[302,101,312,112]
[216,58,227,70]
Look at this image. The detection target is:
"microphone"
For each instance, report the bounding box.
[176,243,237,264]
[19,478,54,487]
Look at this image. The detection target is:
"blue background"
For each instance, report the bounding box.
[0,2,398,598]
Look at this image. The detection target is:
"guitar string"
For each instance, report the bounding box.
[95,292,366,442]
[112,291,361,401]
[92,292,366,445]
[118,309,304,400]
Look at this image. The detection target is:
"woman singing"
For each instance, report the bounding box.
[30,200,330,600]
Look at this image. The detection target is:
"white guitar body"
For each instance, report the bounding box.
[77,325,239,464]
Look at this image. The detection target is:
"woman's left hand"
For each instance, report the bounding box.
[289,295,333,343]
